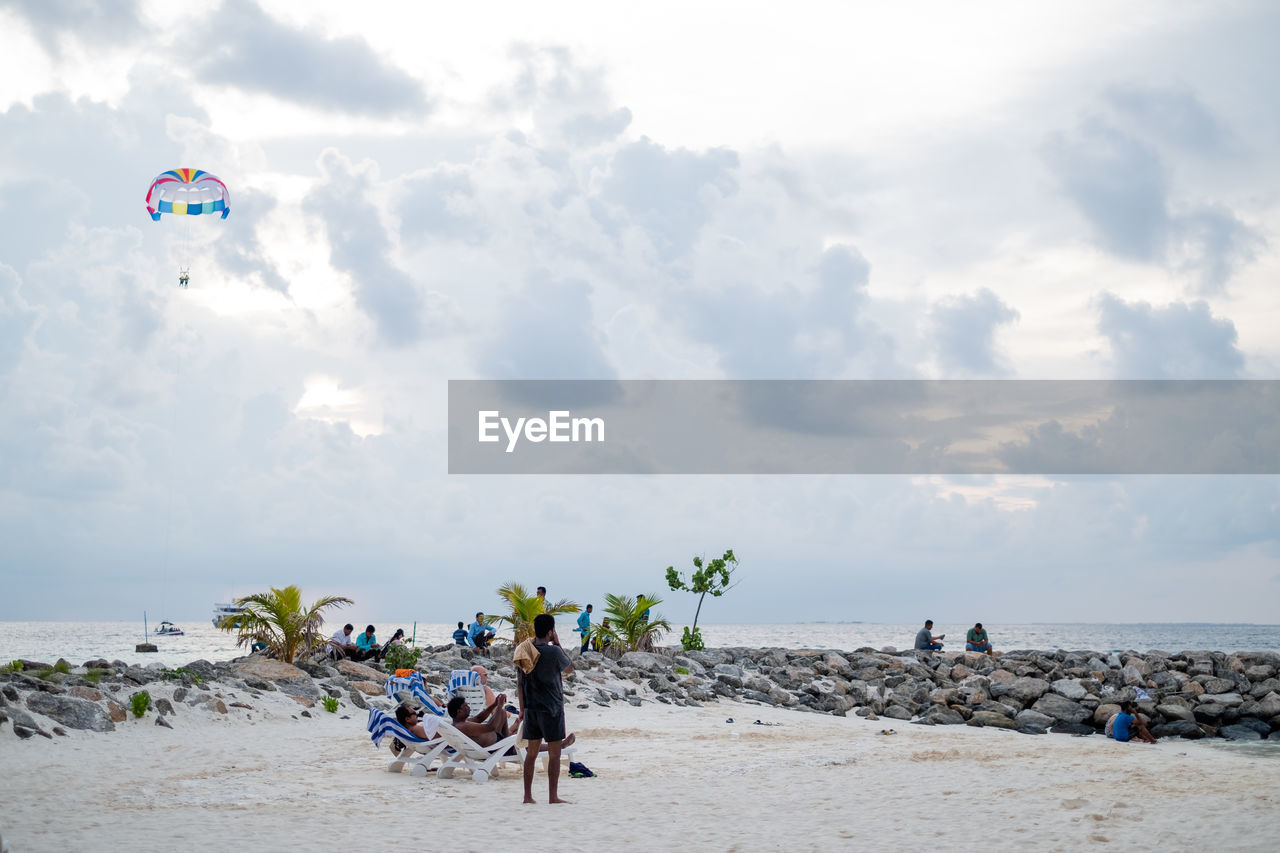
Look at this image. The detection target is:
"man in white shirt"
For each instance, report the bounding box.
[329,623,359,659]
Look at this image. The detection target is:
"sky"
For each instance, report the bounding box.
[1,0,1277,626]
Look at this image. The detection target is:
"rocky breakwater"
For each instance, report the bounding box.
[0,655,393,740]
[4,645,1277,745]
[582,645,1279,741]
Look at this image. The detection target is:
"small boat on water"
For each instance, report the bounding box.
[154,620,184,636]
[212,601,247,627]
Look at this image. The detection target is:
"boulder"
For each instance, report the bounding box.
[68,686,102,702]
[1049,722,1095,735]
[1093,703,1121,728]
[327,660,382,681]
[348,680,384,696]
[967,710,1018,729]
[25,692,115,732]
[1150,719,1205,739]
[917,706,966,725]
[1031,693,1091,724]
[1050,678,1089,701]
[106,700,127,723]
[991,676,1051,705]
[1014,709,1055,734]
[619,652,668,671]
[1199,692,1244,708]
[1156,703,1195,722]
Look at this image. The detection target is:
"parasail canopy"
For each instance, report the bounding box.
[145,168,231,221]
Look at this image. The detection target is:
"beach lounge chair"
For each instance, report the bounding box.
[384,672,446,717]
[432,720,521,782]
[366,707,449,776]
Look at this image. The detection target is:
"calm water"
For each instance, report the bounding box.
[2,621,1277,667]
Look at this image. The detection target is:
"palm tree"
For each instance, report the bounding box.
[596,592,670,654]
[494,581,580,643]
[219,585,353,663]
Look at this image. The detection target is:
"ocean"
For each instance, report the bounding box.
[3,620,1278,668]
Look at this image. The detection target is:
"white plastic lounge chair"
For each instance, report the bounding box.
[384,672,446,717]
[433,719,521,782]
[366,707,448,776]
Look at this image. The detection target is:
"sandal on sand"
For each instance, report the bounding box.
[726,717,734,723]
[879,729,897,736]
[568,761,596,778]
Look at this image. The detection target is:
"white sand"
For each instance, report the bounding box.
[2,688,1277,852]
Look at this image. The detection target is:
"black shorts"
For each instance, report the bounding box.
[522,708,566,743]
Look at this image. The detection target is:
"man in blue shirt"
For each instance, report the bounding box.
[452,621,469,645]
[575,604,593,653]
[355,625,383,661]
[1110,701,1157,743]
[468,612,496,650]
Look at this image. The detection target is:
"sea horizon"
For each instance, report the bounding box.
[5,619,1278,668]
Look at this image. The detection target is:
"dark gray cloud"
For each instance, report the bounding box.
[1044,118,1170,261]
[1096,293,1244,378]
[0,0,146,54]
[477,271,615,380]
[685,244,894,379]
[598,137,739,260]
[930,288,1020,376]
[195,0,428,117]
[306,149,425,346]
[1044,112,1262,293]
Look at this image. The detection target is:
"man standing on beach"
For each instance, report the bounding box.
[517,612,574,804]
[575,604,592,653]
[915,620,944,651]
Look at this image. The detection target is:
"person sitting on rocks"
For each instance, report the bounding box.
[452,621,469,645]
[468,612,496,650]
[965,622,993,654]
[354,624,383,662]
[914,619,944,651]
[1109,701,1157,743]
[328,623,359,659]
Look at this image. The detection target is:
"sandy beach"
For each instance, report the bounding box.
[3,685,1277,853]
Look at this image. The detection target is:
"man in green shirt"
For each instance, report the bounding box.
[965,622,993,654]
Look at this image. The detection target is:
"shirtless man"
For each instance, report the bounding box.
[446,693,513,748]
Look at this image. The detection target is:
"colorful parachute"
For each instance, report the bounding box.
[145,169,231,221]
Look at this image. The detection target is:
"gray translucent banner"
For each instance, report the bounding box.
[447,380,1279,474]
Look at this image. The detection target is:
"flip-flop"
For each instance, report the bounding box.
[879,729,897,735]
[725,717,734,723]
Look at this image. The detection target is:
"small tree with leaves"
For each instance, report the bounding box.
[666,549,739,651]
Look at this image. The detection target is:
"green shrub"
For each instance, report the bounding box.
[680,626,705,652]
[84,667,110,685]
[674,665,690,675]
[130,691,151,718]
[3,660,21,672]
[52,659,72,674]
[382,643,421,672]
[160,666,205,687]
[322,695,339,713]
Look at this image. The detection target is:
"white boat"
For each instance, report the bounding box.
[154,620,184,636]
[212,602,247,627]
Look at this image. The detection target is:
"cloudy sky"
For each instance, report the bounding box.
[1,0,1277,626]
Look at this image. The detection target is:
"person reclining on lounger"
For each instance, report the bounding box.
[391,703,444,755]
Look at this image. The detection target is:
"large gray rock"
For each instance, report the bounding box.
[967,710,1017,729]
[991,677,1051,705]
[25,692,115,732]
[1031,693,1091,724]
[619,652,668,671]
[1051,678,1089,701]
[1200,692,1244,707]
[1015,709,1056,733]
[1150,719,1205,739]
